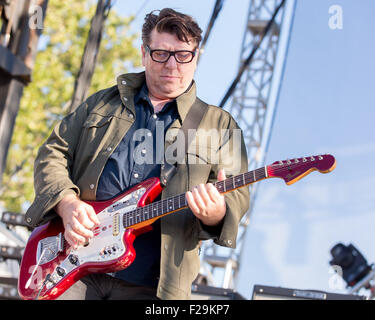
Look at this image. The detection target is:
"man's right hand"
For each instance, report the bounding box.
[55,194,100,249]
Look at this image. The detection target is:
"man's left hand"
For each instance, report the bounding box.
[186,169,226,226]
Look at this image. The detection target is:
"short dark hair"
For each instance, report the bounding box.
[142,8,203,48]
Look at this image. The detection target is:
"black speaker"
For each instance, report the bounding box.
[191,284,246,300]
[252,285,367,300]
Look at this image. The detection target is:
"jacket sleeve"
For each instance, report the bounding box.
[196,114,250,249]
[25,101,92,228]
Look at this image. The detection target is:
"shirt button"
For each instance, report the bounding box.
[133,173,139,178]
[147,132,152,137]
[227,240,233,246]
[123,97,128,102]
[128,113,134,119]
[121,80,127,85]
[152,114,157,119]
[107,147,112,152]
[141,149,146,155]
[26,217,31,223]
[90,184,95,189]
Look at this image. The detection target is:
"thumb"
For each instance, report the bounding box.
[217,168,226,181]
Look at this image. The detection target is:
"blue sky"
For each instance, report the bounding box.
[113,0,375,299]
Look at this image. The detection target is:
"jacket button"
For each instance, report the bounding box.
[128,113,134,119]
[26,217,31,223]
[123,97,128,102]
[227,240,233,246]
[121,80,127,85]
[107,147,112,152]
[90,184,95,189]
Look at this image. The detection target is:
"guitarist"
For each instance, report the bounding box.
[25,8,250,300]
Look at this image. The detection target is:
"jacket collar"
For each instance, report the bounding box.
[116,71,197,123]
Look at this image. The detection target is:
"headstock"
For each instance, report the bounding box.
[267,154,336,185]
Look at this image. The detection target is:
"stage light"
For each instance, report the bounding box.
[329,243,372,287]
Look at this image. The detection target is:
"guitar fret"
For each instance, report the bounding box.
[234,174,243,188]
[154,202,158,217]
[183,194,186,207]
[162,199,167,214]
[144,207,148,220]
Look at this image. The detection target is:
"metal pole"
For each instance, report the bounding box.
[68,0,112,113]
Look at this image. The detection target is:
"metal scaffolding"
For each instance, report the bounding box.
[200,0,296,289]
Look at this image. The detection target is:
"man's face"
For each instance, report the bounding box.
[142,29,198,100]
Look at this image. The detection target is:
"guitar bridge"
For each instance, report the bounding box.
[36,233,64,265]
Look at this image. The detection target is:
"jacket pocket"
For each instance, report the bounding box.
[76,113,114,158]
[82,113,113,128]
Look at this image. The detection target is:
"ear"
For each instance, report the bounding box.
[141,45,146,67]
[192,48,199,71]
[195,48,200,61]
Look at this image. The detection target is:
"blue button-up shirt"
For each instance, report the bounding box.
[96,83,179,287]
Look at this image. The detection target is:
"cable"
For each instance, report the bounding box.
[219,0,286,108]
[198,0,225,63]
[263,0,297,161]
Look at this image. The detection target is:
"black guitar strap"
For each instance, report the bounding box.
[160,98,209,187]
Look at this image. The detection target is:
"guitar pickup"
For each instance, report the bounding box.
[113,215,120,236]
[108,202,127,213]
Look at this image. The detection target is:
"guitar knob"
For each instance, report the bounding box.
[69,254,79,265]
[56,266,66,277]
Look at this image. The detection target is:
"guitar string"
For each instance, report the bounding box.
[86,157,331,229]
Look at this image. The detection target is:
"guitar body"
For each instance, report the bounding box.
[18,177,162,300]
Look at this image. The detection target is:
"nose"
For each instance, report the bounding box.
[164,54,178,69]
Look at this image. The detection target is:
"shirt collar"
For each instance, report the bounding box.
[117,71,198,122]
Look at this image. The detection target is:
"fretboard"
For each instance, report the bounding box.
[122,166,267,228]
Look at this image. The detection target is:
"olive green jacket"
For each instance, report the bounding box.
[25,72,250,299]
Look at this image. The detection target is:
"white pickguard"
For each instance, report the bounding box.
[44,187,146,288]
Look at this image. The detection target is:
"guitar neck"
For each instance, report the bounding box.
[122,167,268,228]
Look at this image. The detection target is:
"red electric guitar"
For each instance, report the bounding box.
[18,154,336,300]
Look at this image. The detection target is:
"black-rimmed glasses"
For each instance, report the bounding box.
[145,45,197,64]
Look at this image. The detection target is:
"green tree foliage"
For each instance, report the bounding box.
[0,0,141,212]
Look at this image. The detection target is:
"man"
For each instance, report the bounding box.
[25,8,250,300]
